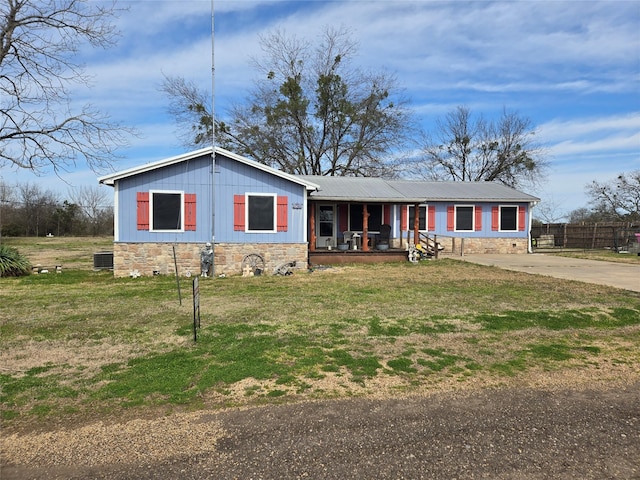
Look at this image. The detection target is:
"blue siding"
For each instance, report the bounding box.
[214,155,307,243]
[117,154,213,243]
[387,202,529,239]
[115,151,307,244]
[431,202,529,238]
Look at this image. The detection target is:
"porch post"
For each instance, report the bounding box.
[309,201,316,252]
[362,203,369,251]
[413,203,420,245]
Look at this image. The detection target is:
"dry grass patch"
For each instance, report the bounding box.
[1,240,639,432]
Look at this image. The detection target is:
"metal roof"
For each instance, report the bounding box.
[298,176,540,203]
[96,146,538,203]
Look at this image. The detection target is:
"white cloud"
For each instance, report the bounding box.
[4,0,638,216]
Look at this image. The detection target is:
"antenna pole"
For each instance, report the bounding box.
[210,0,216,276]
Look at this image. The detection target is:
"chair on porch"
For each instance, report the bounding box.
[343,231,354,249]
[378,224,391,247]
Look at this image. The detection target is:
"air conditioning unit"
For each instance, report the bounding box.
[93,251,114,270]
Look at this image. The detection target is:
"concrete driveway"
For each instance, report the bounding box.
[458,253,640,292]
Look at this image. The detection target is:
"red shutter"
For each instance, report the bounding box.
[475,206,482,231]
[136,192,149,230]
[492,206,500,231]
[447,206,455,231]
[338,204,349,232]
[428,205,436,231]
[518,206,526,231]
[400,205,408,231]
[184,194,196,231]
[384,205,391,225]
[233,195,245,231]
[277,196,288,232]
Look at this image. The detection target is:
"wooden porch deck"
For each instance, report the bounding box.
[308,248,409,265]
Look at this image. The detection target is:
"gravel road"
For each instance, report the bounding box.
[3,381,639,479]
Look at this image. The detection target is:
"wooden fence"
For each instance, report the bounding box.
[531,222,640,251]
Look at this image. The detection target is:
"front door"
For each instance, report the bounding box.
[316,204,335,249]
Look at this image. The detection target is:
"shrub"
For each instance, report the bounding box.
[0,244,31,277]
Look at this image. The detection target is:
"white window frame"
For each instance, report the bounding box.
[245,193,277,233]
[149,190,184,232]
[407,204,428,232]
[454,204,475,232]
[499,205,519,232]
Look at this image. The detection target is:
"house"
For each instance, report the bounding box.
[301,176,540,261]
[98,147,540,277]
[98,147,318,277]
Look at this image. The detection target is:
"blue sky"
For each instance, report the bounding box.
[3,0,639,220]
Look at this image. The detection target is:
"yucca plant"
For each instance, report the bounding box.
[0,244,32,277]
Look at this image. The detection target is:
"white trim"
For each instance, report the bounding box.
[454,204,475,232]
[98,146,320,192]
[407,204,428,232]
[498,205,519,232]
[316,203,336,248]
[528,201,537,253]
[113,182,119,241]
[149,190,185,232]
[245,193,277,233]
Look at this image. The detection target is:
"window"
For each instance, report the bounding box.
[318,205,334,237]
[500,206,518,231]
[151,191,183,231]
[234,194,288,233]
[349,204,382,232]
[247,194,276,232]
[492,205,525,232]
[137,191,196,232]
[408,205,427,231]
[448,205,481,232]
[455,205,474,231]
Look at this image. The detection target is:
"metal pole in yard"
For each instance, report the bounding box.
[173,245,182,305]
[210,0,217,277]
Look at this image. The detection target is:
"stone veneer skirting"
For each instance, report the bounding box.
[443,237,529,255]
[113,242,308,277]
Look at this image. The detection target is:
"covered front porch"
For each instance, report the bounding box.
[307,199,438,265]
[308,200,425,250]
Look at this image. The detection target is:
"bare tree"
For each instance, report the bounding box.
[16,182,59,236]
[0,0,131,174]
[161,26,415,177]
[418,106,546,189]
[0,179,15,242]
[533,196,567,224]
[69,185,111,235]
[159,74,212,150]
[586,170,640,222]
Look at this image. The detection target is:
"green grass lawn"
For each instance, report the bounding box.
[1,238,639,431]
